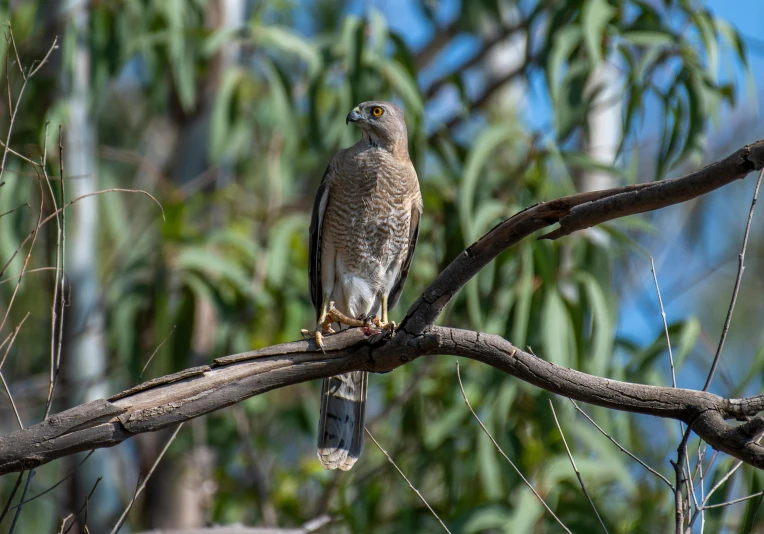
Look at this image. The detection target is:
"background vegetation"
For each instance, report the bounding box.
[1,0,763,532]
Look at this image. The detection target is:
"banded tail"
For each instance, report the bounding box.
[317,371,368,470]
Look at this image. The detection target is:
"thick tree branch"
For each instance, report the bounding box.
[2,141,764,476]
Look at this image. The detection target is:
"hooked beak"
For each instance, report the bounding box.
[346,107,362,125]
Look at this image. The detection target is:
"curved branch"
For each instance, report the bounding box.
[1,326,764,475]
[2,140,764,476]
[402,139,764,333]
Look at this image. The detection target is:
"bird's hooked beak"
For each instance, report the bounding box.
[346,107,362,125]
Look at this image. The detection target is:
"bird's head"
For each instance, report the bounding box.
[346,101,408,155]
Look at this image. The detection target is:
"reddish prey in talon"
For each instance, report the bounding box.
[300,302,394,349]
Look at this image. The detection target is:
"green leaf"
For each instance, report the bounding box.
[673,316,700,369]
[459,124,516,243]
[547,26,583,106]
[375,57,423,115]
[576,272,614,376]
[511,243,534,349]
[462,505,513,533]
[209,68,245,162]
[582,0,615,64]
[478,428,503,499]
[542,288,572,368]
[251,24,322,76]
[621,30,676,47]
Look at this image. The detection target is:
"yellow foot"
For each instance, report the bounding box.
[301,302,366,352]
[371,316,396,333]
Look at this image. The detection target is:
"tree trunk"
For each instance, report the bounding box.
[60,1,120,531]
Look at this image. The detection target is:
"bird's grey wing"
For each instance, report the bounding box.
[309,165,332,318]
[387,202,421,310]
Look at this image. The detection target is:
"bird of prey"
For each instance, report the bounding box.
[304,101,422,471]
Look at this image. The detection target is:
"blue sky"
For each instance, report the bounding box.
[344,1,764,396]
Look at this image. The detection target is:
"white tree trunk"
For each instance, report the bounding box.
[61,0,118,530]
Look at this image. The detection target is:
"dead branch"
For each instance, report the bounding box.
[1,141,764,477]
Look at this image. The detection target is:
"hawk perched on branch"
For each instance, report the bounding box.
[305,101,422,470]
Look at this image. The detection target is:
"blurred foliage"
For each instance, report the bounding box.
[0,0,761,532]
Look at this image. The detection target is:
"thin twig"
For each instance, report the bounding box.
[703,168,764,391]
[697,443,706,533]
[0,187,164,278]
[703,491,764,510]
[41,122,61,419]
[57,514,73,534]
[0,313,29,431]
[0,470,24,524]
[0,140,41,168]
[8,469,34,534]
[45,128,66,419]
[231,406,278,526]
[549,400,609,533]
[109,423,184,534]
[569,400,673,489]
[0,175,44,335]
[0,267,62,285]
[364,428,452,534]
[0,29,57,185]
[139,325,177,380]
[9,450,95,510]
[0,204,30,219]
[705,460,743,505]
[0,371,23,429]
[650,257,677,388]
[652,257,699,525]
[62,477,101,534]
[456,362,571,533]
[0,312,30,370]
[672,426,694,534]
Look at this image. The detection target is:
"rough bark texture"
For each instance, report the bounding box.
[2,140,764,475]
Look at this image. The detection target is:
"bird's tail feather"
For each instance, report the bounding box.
[317,371,368,470]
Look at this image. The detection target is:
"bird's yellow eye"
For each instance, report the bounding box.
[372,106,384,117]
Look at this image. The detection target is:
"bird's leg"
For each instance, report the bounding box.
[301,298,336,351]
[301,300,369,351]
[325,306,367,328]
[372,296,396,333]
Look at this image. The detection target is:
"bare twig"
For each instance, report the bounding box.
[549,400,608,533]
[42,123,63,419]
[9,450,95,511]
[0,312,30,370]
[57,514,73,534]
[62,477,102,534]
[704,459,743,505]
[0,267,61,285]
[703,491,764,510]
[139,325,177,380]
[672,427,694,534]
[231,406,277,526]
[1,186,165,279]
[697,443,706,532]
[0,370,23,429]
[651,257,699,525]
[0,175,44,335]
[569,400,673,489]
[703,168,764,391]
[0,29,57,185]
[8,469,34,534]
[110,423,184,534]
[457,362,571,533]
[0,314,29,431]
[650,257,677,388]
[0,470,24,524]
[0,204,30,219]
[364,428,451,534]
